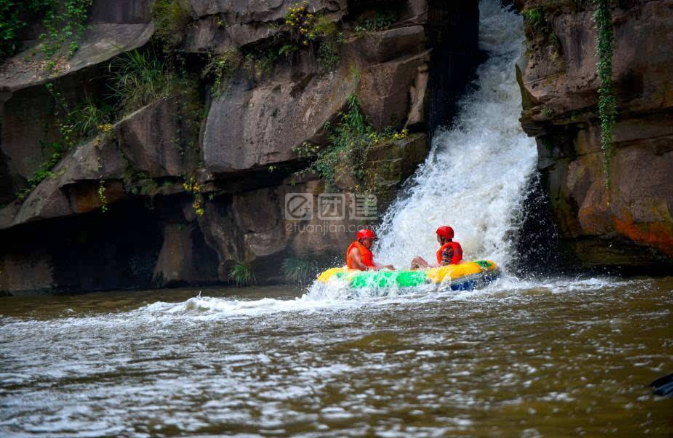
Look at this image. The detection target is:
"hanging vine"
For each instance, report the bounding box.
[592,0,617,190]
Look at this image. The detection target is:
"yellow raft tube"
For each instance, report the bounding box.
[317,260,500,291]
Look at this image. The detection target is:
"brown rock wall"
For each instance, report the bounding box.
[519,0,673,270]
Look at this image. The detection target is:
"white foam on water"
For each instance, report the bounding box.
[374,0,537,272]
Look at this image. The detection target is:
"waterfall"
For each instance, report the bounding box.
[374,0,537,273]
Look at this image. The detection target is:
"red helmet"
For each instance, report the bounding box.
[356,229,376,241]
[436,226,454,240]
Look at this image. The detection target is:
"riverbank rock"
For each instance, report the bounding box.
[518,0,673,272]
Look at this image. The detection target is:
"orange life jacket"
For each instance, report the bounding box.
[437,241,463,265]
[346,241,375,270]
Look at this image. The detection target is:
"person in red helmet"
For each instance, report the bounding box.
[346,229,395,271]
[410,226,463,269]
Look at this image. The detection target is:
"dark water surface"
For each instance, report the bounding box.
[1,277,672,437]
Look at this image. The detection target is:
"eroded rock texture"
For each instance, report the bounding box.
[518,0,673,272]
[0,0,481,294]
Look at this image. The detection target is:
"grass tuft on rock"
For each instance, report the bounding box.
[108,49,176,114]
[229,262,257,287]
[282,257,321,284]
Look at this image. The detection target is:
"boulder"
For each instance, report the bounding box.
[152,223,197,287]
[0,250,55,295]
[197,196,244,281]
[0,97,187,230]
[115,98,187,178]
[357,50,430,130]
[202,66,359,174]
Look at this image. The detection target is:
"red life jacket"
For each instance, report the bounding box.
[436,241,463,265]
[346,241,375,270]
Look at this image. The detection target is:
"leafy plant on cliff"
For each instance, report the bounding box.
[592,0,618,190]
[229,262,257,287]
[182,175,204,216]
[0,0,93,62]
[202,50,243,96]
[39,0,94,57]
[292,95,407,192]
[152,0,192,49]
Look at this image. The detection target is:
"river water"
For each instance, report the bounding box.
[1,278,672,437]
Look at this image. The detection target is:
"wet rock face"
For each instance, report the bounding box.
[518,0,673,271]
[0,0,483,294]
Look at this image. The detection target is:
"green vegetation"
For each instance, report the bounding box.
[202,50,243,96]
[1,0,50,61]
[293,95,407,191]
[0,0,93,61]
[592,0,617,190]
[353,10,398,36]
[229,261,257,287]
[40,0,93,57]
[282,256,321,284]
[108,49,178,114]
[522,9,545,30]
[152,0,192,49]
[282,1,343,71]
[182,175,204,216]
[15,140,68,200]
[97,179,108,213]
[15,83,113,200]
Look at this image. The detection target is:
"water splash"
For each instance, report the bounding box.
[374,0,537,272]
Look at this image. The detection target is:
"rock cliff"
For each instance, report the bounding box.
[517,0,673,273]
[0,0,480,294]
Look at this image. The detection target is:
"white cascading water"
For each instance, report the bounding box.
[374,0,538,273]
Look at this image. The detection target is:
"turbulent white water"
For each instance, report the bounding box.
[375,0,537,272]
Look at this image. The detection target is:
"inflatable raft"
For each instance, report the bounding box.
[317,260,500,291]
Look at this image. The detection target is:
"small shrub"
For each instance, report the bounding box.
[229,261,257,287]
[282,2,343,71]
[293,95,406,191]
[282,257,321,284]
[182,175,204,216]
[152,0,192,48]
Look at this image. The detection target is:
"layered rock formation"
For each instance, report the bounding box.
[0,0,480,294]
[517,0,673,272]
